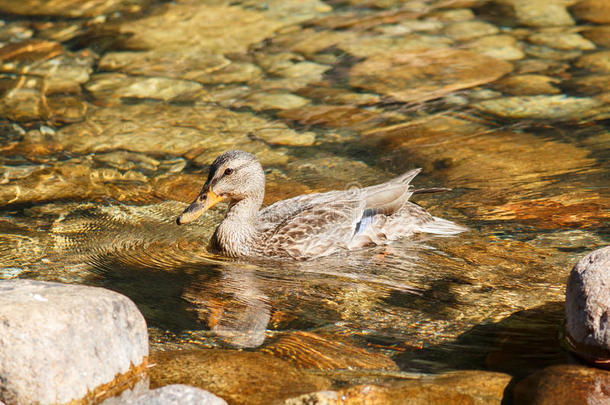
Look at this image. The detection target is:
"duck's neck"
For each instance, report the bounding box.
[213,195,263,257]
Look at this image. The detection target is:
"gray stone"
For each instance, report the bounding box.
[0,280,148,405]
[565,246,610,362]
[129,385,227,405]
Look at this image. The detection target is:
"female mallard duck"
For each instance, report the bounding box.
[177,150,465,260]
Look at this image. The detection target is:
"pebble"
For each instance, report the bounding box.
[443,20,499,40]
[570,0,610,24]
[575,51,610,73]
[493,74,560,95]
[464,34,525,60]
[528,32,595,50]
[473,95,606,120]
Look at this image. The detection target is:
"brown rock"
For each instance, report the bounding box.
[149,349,331,405]
[570,0,610,24]
[564,74,610,95]
[575,51,610,73]
[350,49,513,103]
[278,105,383,130]
[0,39,61,64]
[285,370,512,405]
[581,25,610,48]
[261,331,399,371]
[0,0,147,17]
[493,74,560,95]
[514,365,610,404]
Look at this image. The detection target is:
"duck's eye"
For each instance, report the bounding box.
[224,168,234,176]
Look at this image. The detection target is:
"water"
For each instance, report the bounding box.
[0,0,608,394]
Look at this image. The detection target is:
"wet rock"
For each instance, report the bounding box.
[0,39,61,65]
[285,370,512,405]
[565,246,610,365]
[296,86,381,106]
[514,365,610,404]
[261,331,399,370]
[149,349,331,405]
[443,20,499,40]
[0,79,43,122]
[194,62,263,85]
[570,0,610,24]
[514,58,570,75]
[129,385,227,405]
[238,91,310,111]
[428,8,475,22]
[493,74,560,95]
[464,34,525,60]
[491,0,576,27]
[473,95,607,121]
[575,51,610,73]
[350,49,513,103]
[528,31,595,50]
[581,25,610,48]
[45,93,87,123]
[0,279,148,405]
[0,0,148,18]
[85,73,205,103]
[278,105,383,131]
[523,44,582,60]
[564,74,610,96]
[55,104,307,157]
[338,34,453,58]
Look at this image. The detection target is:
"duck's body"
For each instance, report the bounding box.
[177,151,465,260]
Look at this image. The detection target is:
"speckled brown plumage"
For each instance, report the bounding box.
[177,150,466,260]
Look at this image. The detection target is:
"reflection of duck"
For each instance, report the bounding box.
[177,150,465,259]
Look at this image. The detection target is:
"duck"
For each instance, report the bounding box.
[176,150,466,260]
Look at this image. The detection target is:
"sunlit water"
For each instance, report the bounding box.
[0,0,608,391]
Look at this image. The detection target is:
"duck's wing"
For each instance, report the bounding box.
[258,194,366,259]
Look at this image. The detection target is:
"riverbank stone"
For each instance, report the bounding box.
[129,385,227,405]
[565,246,610,366]
[0,279,149,405]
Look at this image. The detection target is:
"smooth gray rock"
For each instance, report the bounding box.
[0,280,148,405]
[128,385,227,405]
[565,246,610,360]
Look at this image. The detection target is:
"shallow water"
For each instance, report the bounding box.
[0,0,608,395]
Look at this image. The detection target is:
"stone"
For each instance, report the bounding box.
[338,34,453,58]
[0,280,148,405]
[493,74,560,95]
[565,246,610,364]
[581,25,610,48]
[524,44,582,60]
[473,95,607,121]
[575,51,610,73]
[278,105,384,131]
[129,385,227,405]
[492,0,576,27]
[350,49,513,103]
[464,34,525,60]
[238,91,310,111]
[284,370,512,405]
[85,73,205,103]
[528,32,595,50]
[514,365,610,404]
[261,331,399,370]
[564,74,610,96]
[570,0,610,24]
[149,349,331,405]
[0,0,147,17]
[443,20,499,40]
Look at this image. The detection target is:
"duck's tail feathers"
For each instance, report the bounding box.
[412,187,452,195]
[417,216,468,236]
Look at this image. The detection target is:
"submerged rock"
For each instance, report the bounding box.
[0,280,148,405]
[490,0,576,27]
[565,246,610,365]
[129,385,227,405]
[464,34,525,60]
[285,370,512,405]
[514,364,610,404]
[0,0,148,18]
[575,51,610,73]
[493,74,560,95]
[350,49,513,103]
[570,0,610,24]
[473,95,607,120]
[149,349,331,405]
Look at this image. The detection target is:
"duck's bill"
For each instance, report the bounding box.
[176,188,225,225]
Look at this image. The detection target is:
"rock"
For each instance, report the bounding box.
[284,370,512,405]
[338,34,453,58]
[0,280,148,405]
[575,51,610,73]
[514,365,610,404]
[278,105,384,131]
[564,74,610,95]
[443,20,499,40]
[464,34,525,60]
[570,0,610,24]
[528,31,595,50]
[149,349,331,405]
[261,331,399,370]
[129,385,227,405]
[565,246,610,364]
[491,0,576,27]
[238,91,310,111]
[473,95,607,121]
[581,25,610,48]
[0,0,148,17]
[350,49,513,103]
[428,8,475,22]
[493,74,560,95]
[85,73,205,103]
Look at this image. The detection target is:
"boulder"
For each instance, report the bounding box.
[0,280,148,405]
[565,246,610,366]
[129,385,227,405]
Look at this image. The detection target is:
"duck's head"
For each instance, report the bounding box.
[177,150,265,225]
